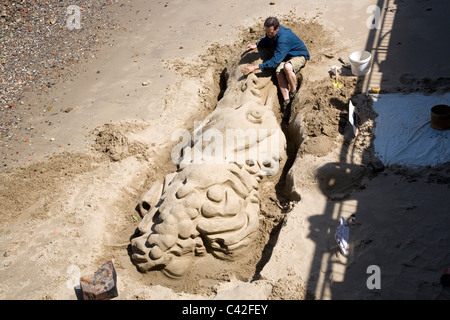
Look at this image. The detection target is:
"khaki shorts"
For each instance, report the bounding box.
[276,56,307,74]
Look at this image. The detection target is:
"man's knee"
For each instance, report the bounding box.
[284,62,294,73]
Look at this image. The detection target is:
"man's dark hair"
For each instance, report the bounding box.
[264,17,280,29]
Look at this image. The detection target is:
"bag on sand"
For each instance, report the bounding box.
[335,217,349,256]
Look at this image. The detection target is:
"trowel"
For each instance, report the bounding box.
[332,66,343,88]
[338,57,351,69]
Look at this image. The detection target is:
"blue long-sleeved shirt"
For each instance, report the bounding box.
[257,25,310,71]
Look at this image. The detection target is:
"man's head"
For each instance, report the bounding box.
[264,17,280,38]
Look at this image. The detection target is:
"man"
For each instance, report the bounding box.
[244,17,310,112]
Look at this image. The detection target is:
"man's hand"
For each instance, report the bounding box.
[243,65,259,75]
[246,43,257,51]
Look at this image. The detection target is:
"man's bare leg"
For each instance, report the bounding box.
[284,62,297,96]
[276,71,290,102]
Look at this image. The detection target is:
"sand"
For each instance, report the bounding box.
[0,0,449,301]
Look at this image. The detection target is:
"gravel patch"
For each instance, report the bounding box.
[0,0,121,166]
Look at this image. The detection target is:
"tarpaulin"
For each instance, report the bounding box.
[371,93,450,167]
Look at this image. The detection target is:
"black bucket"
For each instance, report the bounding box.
[430,104,450,130]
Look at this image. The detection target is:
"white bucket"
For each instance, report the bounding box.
[349,51,372,76]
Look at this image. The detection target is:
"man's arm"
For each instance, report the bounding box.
[246,43,257,51]
[243,43,259,75]
[256,36,269,49]
[259,38,290,71]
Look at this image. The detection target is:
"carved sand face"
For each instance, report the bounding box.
[131,163,260,278]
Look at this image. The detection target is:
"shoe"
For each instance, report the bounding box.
[281,98,290,112]
[289,90,298,100]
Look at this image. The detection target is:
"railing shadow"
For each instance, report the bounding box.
[304,0,428,299]
[305,0,450,299]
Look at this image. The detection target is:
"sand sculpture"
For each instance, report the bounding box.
[131,52,287,278]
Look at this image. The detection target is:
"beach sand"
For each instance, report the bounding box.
[0,0,449,300]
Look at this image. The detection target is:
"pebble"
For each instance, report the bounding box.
[0,0,120,163]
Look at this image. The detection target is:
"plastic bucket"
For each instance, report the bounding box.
[441,267,450,286]
[349,51,372,76]
[430,104,450,130]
